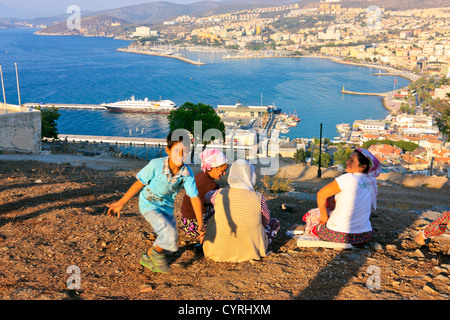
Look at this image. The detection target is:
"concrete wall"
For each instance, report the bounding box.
[0,104,41,154]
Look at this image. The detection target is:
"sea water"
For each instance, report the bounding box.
[0,28,410,157]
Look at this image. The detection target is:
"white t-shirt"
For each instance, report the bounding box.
[326,173,373,234]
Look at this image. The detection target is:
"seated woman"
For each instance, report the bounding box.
[303,148,381,245]
[180,149,228,240]
[202,159,280,262]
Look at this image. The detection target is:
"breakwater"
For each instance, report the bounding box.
[340,89,388,97]
[117,48,206,65]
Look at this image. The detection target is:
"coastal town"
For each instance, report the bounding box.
[123,1,450,177]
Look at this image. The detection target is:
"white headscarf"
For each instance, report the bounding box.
[227,159,256,191]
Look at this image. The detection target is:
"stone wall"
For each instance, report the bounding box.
[0,104,41,154]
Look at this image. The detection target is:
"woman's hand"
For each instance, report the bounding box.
[107,202,124,219]
[197,223,206,243]
[319,211,329,225]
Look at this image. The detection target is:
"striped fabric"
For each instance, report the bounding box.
[203,188,268,262]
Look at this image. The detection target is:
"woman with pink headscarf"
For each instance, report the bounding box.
[303,148,381,245]
[180,149,228,241]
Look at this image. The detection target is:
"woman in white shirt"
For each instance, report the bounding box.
[303,148,381,244]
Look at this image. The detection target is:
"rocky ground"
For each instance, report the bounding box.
[0,152,449,303]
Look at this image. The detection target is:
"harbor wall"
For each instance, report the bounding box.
[0,105,42,154]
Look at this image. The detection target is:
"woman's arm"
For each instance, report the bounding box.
[261,195,270,227]
[316,180,341,225]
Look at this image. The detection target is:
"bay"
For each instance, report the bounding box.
[0,28,410,144]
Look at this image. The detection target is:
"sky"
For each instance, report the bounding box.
[0,0,203,18]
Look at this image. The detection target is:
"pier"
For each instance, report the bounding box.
[58,134,253,149]
[24,103,106,110]
[59,134,166,146]
[117,48,206,66]
[341,89,388,97]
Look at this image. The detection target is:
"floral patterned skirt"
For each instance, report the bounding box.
[303,207,373,245]
[423,211,450,239]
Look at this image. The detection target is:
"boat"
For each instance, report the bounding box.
[101,96,177,114]
[267,104,282,114]
[336,123,351,132]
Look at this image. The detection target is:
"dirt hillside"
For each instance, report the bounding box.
[0,155,449,304]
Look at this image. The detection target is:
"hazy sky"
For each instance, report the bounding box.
[0,0,203,18]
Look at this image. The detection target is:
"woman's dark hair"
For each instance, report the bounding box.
[354,149,370,173]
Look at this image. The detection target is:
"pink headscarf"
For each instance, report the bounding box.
[356,148,381,210]
[200,149,227,173]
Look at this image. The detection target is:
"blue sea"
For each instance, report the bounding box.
[0,28,410,151]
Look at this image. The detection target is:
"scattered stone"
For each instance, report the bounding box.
[281,203,296,212]
[434,275,449,282]
[411,249,425,258]
[423,284,437,294]
[386,244,397,251]
[139,285,154,293]
[372,242,383,251]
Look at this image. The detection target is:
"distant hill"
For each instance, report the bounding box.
[93,0,297,24]
[29,0,450,36]
[35,15,130,37]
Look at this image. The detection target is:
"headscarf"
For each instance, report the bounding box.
[227,159,257,191]
[355,148,381,210]
[200,149,227,173]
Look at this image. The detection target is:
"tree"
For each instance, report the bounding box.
[36,106,60,139]
[167,102,225,160]
[312,147,332,168]
[333,146,353,166]
[436,109,450,142]
[293,148,307,163]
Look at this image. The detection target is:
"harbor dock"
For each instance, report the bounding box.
[59,134,166,146]
[341,89,388,97]
[24,103,106,110]
[117,48,206,65]
[58,134,253,149]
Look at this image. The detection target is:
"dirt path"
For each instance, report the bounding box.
[0,156,449,304]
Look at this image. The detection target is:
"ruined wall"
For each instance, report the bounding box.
[0,105,41,154]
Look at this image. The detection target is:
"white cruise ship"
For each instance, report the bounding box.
[102,96,177,114]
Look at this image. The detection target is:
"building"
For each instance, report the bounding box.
[132,26,158,38]
[0,104,41,154]
[354,119,386,132]
[368,144,402,157]
[217,102,268,118]
[434,85,450,100]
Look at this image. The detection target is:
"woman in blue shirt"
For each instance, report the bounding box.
[107,131,203,273]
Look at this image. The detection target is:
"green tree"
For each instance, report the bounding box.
[333,146,353,166]
[312,147,332,168]
[168,102,225,159]
[36,106,60,139]
[293,148,307,163]
[436,109,450,142]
